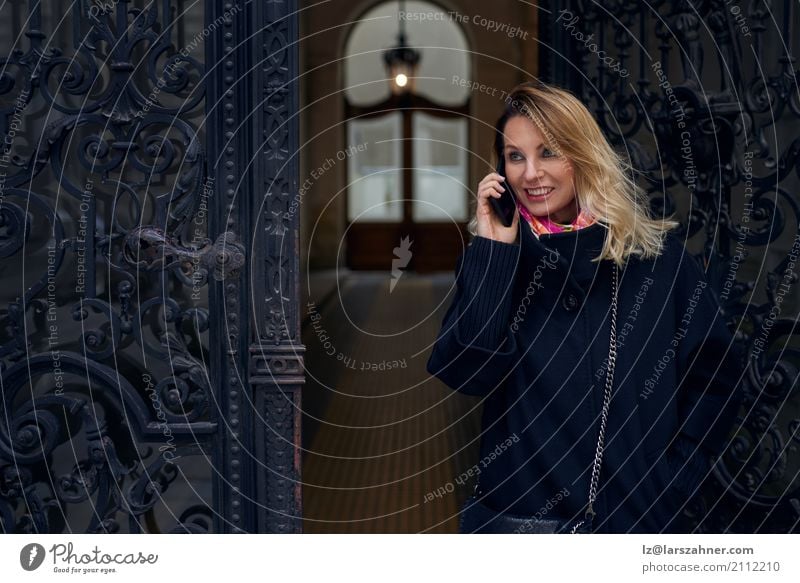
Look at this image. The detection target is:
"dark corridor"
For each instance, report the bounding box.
[301,272,481,533]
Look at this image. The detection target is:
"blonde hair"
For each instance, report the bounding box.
[469,81,679,267]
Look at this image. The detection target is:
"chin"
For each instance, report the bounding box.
[523,203,567,218]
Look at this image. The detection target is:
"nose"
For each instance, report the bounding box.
[524,160,545,181]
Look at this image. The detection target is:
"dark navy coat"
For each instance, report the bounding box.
[426,219,745,533]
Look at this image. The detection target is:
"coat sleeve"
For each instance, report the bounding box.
[670,244,746,465]
[666,435,710,495]
[426,236,521,396]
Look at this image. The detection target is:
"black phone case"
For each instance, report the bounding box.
[489,160,517,228]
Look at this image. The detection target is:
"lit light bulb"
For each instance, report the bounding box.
[395,73,408,87]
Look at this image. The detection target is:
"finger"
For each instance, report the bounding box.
[480,173,505,188]
[481,182,505,195]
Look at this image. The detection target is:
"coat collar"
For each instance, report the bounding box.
[518,217,610,294]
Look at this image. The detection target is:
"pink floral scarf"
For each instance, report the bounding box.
[516,199,596,237]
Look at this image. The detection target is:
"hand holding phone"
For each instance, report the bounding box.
[476,163,519,244]
[490,159,518,228]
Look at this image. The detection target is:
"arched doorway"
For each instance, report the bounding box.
[343,1,472,272]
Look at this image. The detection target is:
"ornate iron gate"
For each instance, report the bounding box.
[0,0,301,533]
[542,0,800,532]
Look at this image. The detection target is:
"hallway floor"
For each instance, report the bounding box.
[301,271,482,533]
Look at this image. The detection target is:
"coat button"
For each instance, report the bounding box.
[562,292,579,311]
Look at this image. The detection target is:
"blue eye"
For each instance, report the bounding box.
[508,151,523,161]
[542,148,555,158]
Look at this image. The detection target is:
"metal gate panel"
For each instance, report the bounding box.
[0,0,301,534]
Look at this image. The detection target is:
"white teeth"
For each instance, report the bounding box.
[526,187,554,196]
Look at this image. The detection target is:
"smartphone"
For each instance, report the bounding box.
[489,158,518,228]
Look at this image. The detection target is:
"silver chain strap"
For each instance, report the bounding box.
[571,262,619,534]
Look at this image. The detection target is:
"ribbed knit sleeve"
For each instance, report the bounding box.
[665,435,711,496]
[456,236,520,348]
[426,236,521,396]
[672,241,745,458]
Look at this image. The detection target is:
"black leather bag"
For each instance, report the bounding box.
[458,495,591,534]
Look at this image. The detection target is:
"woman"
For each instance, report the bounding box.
[426,81,744,534]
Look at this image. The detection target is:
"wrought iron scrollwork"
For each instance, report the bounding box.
[552,0,800,532]
[123,226,246,282]
[0,1,232,532]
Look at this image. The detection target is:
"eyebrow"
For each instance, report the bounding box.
[504,142,547,150]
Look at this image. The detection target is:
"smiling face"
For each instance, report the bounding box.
[501,114,579,224]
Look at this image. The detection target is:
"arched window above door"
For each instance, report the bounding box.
[344,1,471,107]
[343,1,472,271]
